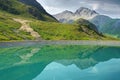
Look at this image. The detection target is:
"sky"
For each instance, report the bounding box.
[37,0,120,18]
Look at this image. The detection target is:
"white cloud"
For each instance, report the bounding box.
[37,0,120,18]
[45,6,64,14]
[92,4,99,10]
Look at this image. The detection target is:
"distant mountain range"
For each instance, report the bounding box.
[91,15,120,37]
[54,7,120,38]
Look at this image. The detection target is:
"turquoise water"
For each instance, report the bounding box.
[0,44,120,80]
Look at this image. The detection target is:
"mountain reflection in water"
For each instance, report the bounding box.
[0,44,120,80]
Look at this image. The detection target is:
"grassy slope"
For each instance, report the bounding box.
[0,0,118,41]
[0,12,117,41]
[0,11,34,41]
[30,20,114,40]
[0,11,117,41]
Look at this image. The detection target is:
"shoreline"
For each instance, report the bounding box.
[1,40,120,47]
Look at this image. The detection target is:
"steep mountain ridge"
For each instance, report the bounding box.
[0,0,57,22]
[19,0,56,21]
[19,0,46,12]
[76,18,99,33]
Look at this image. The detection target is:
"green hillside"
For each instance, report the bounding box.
[0,0,57,22]
[0,0,117,41]
[90,15,120,38]
[0,11,109,41]
[0,12,34,41]
[30,20,106,40]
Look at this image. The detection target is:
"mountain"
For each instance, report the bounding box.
[75,18,99,33]
[54,10,74,23]
[0,0,57,22]
[90,15,112,29]
[54,7,98,23]
[31,18,107,40]
[54,7,120,38]
[75,7,98,19]
[90,15,120,38]
[0,1,115,41]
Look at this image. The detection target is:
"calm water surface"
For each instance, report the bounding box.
[0,42,120,80]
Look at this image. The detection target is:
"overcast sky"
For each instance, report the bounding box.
[37,0,120,18]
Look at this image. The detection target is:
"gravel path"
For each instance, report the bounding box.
[13,18,41,39]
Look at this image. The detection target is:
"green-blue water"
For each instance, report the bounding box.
[0,43,120,80]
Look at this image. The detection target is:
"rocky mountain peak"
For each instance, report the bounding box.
[54,7,99,23]
[75,7,98,16]
[62,10,73,14]
[76,7,90,12]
